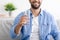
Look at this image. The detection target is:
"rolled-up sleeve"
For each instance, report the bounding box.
[10,24,18,38]
[10,12,23,39]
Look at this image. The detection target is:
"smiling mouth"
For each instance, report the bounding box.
[33,2,39,6]
[34,3,39,4]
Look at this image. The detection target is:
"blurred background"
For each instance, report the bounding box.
[0,0,60,19]
[0,0,60,40]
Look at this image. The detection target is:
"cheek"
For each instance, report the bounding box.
[29,0,34,3]
[39,0,42,3]
[40,0,42,3]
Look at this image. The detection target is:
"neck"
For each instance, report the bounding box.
[30,7,41,17]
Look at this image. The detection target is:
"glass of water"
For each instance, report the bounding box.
[24,10,30,25]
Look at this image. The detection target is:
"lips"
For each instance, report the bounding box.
[34,2,39,5]
[32,2,40,6]
[33,2,39,6]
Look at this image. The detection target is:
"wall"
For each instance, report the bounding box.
[0,0,60,19]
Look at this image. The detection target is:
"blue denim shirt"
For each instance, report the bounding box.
[10,9,60,40]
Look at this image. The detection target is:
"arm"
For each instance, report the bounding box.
[50,16,60,40]
[10,12,23,39]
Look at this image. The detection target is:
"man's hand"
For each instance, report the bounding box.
[20,15,29,26]
[14,15,29,34]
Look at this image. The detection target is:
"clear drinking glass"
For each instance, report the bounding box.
[24,10,30,25]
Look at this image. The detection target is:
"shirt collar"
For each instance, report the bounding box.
[28,9,43,16]
[40,9,43,16]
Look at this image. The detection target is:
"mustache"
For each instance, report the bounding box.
[32,1,40,3]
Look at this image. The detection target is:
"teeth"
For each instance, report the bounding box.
[34,3,38,4]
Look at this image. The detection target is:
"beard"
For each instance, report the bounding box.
[31,1,41,9]
[31,4,40,9]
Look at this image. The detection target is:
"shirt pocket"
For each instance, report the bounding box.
[42,22,48,27]
[42,22,50,33]
[42,22,51,35]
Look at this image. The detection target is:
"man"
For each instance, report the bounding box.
[10,0,60,40]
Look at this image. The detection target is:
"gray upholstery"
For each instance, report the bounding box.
[0,18,60,40]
